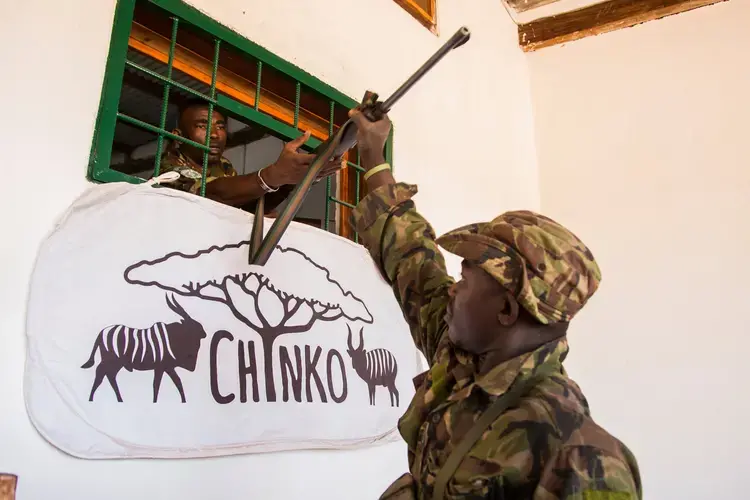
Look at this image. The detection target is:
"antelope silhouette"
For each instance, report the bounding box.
[81,294,207,403]
[346,325,399,407]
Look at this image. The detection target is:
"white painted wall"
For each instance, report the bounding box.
[527,2,750,498]
[0,0,539,498]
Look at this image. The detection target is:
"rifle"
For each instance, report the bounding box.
[249,26,471,266]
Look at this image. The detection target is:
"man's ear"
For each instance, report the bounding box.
[170,129,183,150]
[497,291,520,327]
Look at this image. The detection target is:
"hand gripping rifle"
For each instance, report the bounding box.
[248,26,471,266]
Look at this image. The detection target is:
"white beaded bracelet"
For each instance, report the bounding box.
[257,167,280,193]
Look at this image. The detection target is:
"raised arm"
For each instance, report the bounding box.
[157,153,280,207]
[207,131,343,207]
[349,109,453,363]
[160,131,343,211]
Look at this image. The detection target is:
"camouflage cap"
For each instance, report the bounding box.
[435,210,601,324]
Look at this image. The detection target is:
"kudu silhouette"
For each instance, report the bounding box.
[81,294,207,403]
[345,325,399,407]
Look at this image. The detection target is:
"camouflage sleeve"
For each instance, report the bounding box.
[536,445,642,500]
[350,182,454,363]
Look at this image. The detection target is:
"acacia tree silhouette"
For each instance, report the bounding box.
[124,242,373,402]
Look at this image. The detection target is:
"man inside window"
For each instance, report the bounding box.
[158,98,342,213]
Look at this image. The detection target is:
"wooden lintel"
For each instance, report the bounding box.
[393,0,438,34]
[128,22,335,142]
[519,0,729,52]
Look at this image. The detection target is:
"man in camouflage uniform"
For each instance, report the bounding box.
[159,99,342,213]
[347,106,642,499]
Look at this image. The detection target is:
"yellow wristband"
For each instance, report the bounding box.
[363,163,391,182]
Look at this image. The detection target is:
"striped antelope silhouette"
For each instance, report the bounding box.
[81,294,207,403]
[346,325,399,407]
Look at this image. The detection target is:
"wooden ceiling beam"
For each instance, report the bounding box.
[519,0,729,52]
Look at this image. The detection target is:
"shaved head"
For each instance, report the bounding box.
[172,99,228,165]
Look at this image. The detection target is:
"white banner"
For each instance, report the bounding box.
[25,180,419,459]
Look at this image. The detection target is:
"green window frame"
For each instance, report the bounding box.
[88,0,393,240]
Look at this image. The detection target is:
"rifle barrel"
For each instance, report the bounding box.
[382,27,470,112]
[249,26,471,266]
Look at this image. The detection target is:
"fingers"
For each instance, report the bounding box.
[316,161,344,179]
[324,160,344,173]
[316,168,340,180]
[287,130,312,150]
[349,106,390,120]
[294,152,316,165]
[348,108,368,127]
[327,156,345,170]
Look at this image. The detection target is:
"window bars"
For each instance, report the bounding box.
[89,0,394,240]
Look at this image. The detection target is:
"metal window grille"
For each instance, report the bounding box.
[89,0,394,241]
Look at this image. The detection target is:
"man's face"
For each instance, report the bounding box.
[446,260,508,353]
[176,105,227,164]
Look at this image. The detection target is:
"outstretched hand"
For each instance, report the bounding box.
[348,107,391,157]
[348,106,395,191]
[263,131,343,187]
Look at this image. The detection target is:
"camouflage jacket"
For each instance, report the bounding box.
[351,183,642,500]
[157,150,293,213]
